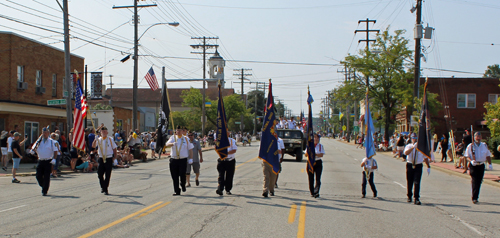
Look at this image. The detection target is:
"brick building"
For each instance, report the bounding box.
[396,77,500,140]
[0,32,84,147]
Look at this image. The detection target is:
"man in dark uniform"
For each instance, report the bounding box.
[464,132,493,204]
[404,133,431,205]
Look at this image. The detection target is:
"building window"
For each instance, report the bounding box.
[52,74,57,97]
[457,94,476,108]
[36,70,42,86]
[24,121,39,150]
[17,66,24,82]
[488,94,500,104]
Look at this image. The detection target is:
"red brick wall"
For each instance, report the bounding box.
[0,32,84,105]
[427,77,500,139]
[113,107,140,135]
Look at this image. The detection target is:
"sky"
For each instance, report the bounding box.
[1,0,500,116]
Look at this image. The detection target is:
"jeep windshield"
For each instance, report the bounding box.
[277,130,302,139]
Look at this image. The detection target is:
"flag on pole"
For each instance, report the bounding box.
[258,80,280,174]
[155,82,170,154]
[416,80,432,160]
[145,67,160,91]
[301,111,306,129]
[215,83,230,160]
[364,91,376,159]
[306,86,315,173]
[339,112,344,120]
[72,76,85,151]
[81,95,88,117]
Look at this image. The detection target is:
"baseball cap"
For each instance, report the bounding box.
[13,132,21,137]
[410,133,417,139]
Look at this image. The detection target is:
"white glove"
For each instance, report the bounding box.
[489,164,493,170]
[470,160,477,166]
[427,168,431,176]
[188,159,193,164]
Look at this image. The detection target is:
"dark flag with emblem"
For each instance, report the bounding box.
[306,87,315,173]
[258,80,280,174]
[215,83,230,160]
[155,82,170,154]
[416,80,432,161]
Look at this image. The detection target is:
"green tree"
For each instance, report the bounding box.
[483,64,500,78]
[247,90,265,117]
[343,28,414,141]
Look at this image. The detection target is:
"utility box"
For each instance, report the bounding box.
[424,26,433,39]
[414,24,423,39]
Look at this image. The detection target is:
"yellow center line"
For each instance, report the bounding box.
[136,201,171,218]
[288,204,297,224]
[235,157,258,170]
[297,201,307,238]
[78,201,164,238]
[300,169,304,173]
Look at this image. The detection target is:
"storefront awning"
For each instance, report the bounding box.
[0,102,66,118]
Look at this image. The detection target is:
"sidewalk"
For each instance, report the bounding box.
[336,138,500,184]
[0,145,216,177]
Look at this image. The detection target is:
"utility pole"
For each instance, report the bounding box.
[412,0,423,130]
[113,1,157,131]
[191,37,219,136]
[107,75,114,106]
[253,82,258,136]
[62,0,72,140]
[233,68,252,132]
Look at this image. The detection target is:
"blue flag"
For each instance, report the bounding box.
[258,80,280,174]
[364,91,376,159]
[215,83,230,160]
[306,89,315,173]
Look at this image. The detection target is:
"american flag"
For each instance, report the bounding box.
[145,67,159,91]
[81,95,88,117]
[72,79,86,151]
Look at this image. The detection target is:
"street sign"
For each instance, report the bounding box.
[353,126,359,132]
[235,122,241,125]
[342,125,346,131]
[47,99,66,106]
[205,102,212,107]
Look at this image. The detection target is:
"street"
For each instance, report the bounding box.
[1,139,499,238]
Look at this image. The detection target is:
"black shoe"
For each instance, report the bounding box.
[12,178,20,183]
[373,193,377,198]
[362,194,366,198]
[270,192,274,196]
[226,191,232,195]
[182,187,186,192]
[104,191,109,195]
[42,192,47,196]
[196,180,199,186]
[407,197,412,203]
[414,199,421,205]
[101,189,105,193]
[216,190,223,196]
[314,194,320,198]
[172,193,180,196]
[472,200,478,204]
[275,183,278,188]
[262,192,268,197]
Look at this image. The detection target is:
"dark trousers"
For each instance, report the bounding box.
[441,148,448,161]
[307,160,323,195]
[170,158,187,194]
[362,171,377,196]
[406,163,423,199]
[98,158,113,192]
[217,159,236,192]
[470,164,485,200]
[36,160,52,194]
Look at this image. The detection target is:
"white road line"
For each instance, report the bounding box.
[0,205,26,213]
[450,214,484,237]
[158,168,169,172]
[345,153,350,156]
[393,181,406,189]
[354,159,359,161]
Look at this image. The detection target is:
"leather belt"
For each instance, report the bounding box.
[39,158,52,161]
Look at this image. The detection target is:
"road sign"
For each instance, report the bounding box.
[235,122,241,125]
[205,102,212,108]
[47,99,66,106]
[353,126,359,132]
[342,125,346,131]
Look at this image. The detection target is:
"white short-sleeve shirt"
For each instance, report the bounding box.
[277,137,284,151]
[226,138,237,160]
[96,136,117,158]
[404,143,425,164]
[7,136,13,153]
[315,143,325,160]
[464,142,491,163]
[362,157,378,172]
[36,138,58,159]
[167,135,194,159]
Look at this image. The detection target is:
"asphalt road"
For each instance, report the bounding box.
[1,139,499,238]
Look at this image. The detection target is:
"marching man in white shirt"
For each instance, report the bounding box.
[404,133,431,205]
[92,126,117,195]
[165,126,193,196]
[216,131,237,196]
[464,132,493,204]
[34,128,58,196]
[360,157,378,198]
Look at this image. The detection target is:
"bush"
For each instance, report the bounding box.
[487,136,500,160]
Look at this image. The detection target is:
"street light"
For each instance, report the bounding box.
[132,22,179,131]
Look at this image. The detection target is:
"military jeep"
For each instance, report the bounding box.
[276,129,306,162]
